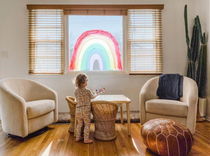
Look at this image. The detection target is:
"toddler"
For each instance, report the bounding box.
[74,74,104,144]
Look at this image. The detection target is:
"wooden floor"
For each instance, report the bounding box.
[0,122,210,156]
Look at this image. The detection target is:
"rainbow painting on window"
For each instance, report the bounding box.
[69,30,122,71]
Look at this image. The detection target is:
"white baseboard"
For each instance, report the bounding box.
[58,111,140,122]
[206,116,210,121]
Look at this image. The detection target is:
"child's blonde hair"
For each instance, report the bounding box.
[75,73,88,88]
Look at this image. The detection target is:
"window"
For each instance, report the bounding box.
[28,9,64,74]
[128,9,163,74]
[68,15,123,71]
[27,5,163,74]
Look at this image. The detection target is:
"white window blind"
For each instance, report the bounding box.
[128,9,163,74]
[29,9,64,74]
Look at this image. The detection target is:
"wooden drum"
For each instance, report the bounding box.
[92,101,118,141]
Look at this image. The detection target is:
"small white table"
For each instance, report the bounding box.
[92,95,131,136]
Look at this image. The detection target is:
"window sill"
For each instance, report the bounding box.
[28,72,64,75]
[129,72,162,75]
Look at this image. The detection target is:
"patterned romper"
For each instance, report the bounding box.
[74,88,95,141]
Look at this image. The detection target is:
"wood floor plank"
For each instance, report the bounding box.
[0,122,209,156]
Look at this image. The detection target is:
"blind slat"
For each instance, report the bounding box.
[128,9,163,74]
[29,9,64,74]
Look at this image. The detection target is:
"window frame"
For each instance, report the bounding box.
[27,4,164,75]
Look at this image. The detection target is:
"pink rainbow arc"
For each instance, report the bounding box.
[69,30,122,70]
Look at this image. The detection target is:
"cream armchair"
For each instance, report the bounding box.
[140,76,198,134]
[0,78,58,137]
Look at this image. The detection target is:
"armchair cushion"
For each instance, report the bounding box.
[27,100,55,119]
[145,99,188,117]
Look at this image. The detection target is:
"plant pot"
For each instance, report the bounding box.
[197,98,207,122]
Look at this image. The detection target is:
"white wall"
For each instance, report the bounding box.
[0,0,192,113]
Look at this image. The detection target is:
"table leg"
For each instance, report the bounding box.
[120,105,124,124]
[126,103,131,136]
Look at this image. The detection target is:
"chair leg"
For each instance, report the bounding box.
[74,116,77,137]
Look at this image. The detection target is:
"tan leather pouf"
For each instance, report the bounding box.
[141,118,193,156]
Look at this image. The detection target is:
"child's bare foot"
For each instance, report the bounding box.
[84,139,93,144]
[68,128,74,134]
[75,138,83,142]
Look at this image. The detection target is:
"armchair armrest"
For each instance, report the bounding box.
[0,84,25,103]
[181,78,198,106]
[0,86,28,137]
[139,77,159,124]
[181,77,198,134]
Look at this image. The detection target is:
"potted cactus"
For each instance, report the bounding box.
[184,5,208,121]
[196,17,208,121]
